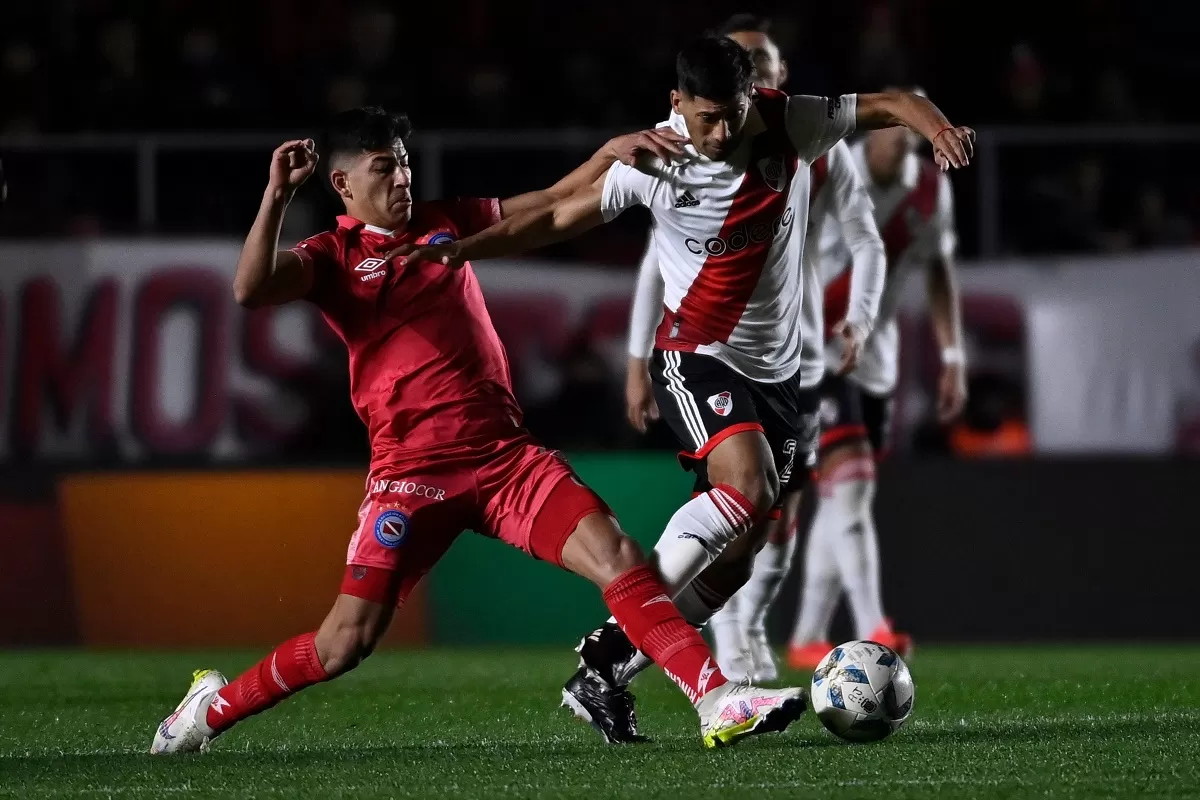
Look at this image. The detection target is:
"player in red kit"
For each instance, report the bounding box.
[149,107,811,753]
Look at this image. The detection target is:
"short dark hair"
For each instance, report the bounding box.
[715,13,772,37]
[676,36,754,102]
[319,106,412,176]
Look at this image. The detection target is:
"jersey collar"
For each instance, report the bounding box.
[336,215,397,237]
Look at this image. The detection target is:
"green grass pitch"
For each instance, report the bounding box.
[1,646,1198,799]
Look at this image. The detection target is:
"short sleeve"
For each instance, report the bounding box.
[786,94,858,162]
[600,161,657,222]
[933,173,958,261]
[289,231,339,302]
[448,197,503,237]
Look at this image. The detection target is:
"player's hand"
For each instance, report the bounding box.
[832,319,867,376]
[931,126,975,171]
[937,363,968,423]
[605,127,689,167]
[268,139,319,194]
[387,241,466,269]
[625,358,660,433]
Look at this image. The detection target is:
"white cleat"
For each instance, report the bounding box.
[697,679,807,749]
[745,627,779,683]
[150,669,227,754]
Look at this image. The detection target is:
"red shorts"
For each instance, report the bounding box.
[339,435,610,606]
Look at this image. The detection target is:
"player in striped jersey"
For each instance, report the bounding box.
[622,14,886,688]
[392,37,973,743]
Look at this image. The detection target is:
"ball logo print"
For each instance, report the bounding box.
[426,231,456,245]
[707,391,733,417]
[373,509,410,548]
[811,640,915,742]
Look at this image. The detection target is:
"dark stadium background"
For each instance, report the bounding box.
[1,5,1199,797]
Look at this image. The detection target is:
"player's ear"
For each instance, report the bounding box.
[329,169,352,201]
[778,59,789,88]
[670,89,684,115]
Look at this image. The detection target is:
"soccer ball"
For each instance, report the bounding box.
[810,640,914,742]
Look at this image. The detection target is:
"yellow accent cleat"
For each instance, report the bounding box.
[149,669,228,754]
[697,681,807,749]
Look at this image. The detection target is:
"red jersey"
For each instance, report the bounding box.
[290,198,522,471]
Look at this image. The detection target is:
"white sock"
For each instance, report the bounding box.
[740,537,797,638]
[822,459,885,638]
[790,497,842,646]
[606,486,754,626]
[707,592,743,663]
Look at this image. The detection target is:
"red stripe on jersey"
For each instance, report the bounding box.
[822,159,941,337]
[657,88,799,350]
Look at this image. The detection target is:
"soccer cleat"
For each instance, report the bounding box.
[744,627,779,683]
[578,621,640,688]
[787,640,834,672]
[561,666,649,744]
[697,680,808,749]
[867,619,915,660]
[149,669,227,754]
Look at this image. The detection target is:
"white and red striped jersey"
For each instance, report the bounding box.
[602,88,859,383]
[817,141,957,395]
[796,140,885,388]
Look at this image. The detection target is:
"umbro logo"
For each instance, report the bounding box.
[674,190,700,208]
[355,257,387,282]
[355,257,386,273]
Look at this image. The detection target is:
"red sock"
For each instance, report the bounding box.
[603,565,728,704]
[205,632,329,732]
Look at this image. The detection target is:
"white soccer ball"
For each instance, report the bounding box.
[810,639,915,742]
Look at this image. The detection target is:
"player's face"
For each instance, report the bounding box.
[670,90,751,161]
[337,141,413,228]
[726,31,787,90]
[864,126,910,186]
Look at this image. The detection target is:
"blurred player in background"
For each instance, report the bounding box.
[623,13,886,685]
[787,89,966,671]
[394,39,974,742]
[151,108,815,755]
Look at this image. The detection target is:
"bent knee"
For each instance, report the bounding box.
[718,468,780,518]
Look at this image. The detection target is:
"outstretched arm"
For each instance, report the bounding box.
[499,128,684,219]
[393,157,659,267]
[394,176,609,267]
[855,92,975,169]
[788,93,974,170]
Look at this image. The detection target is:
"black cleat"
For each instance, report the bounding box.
[577,622,639,687]
[561,666,650,744]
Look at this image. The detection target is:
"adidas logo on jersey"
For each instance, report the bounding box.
[674,190,700,208]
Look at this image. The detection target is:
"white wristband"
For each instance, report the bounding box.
[941,346,965,366]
